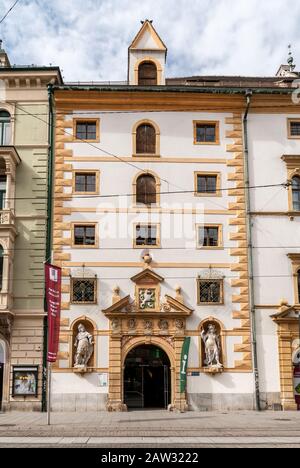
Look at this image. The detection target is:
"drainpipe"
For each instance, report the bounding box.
[243,90,261,411]
[41,84,54,412]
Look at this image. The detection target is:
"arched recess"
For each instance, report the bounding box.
[297,269,300,304]
[133,170,161,207]
[134,57,162,86]
[121,336,176,406]
[198,317,226,368]
[132,119,160,156]
[0,335,9,410]
[70,316,97,369]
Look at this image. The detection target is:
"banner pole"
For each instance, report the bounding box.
[47,362,52,426]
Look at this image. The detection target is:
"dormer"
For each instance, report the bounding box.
[128,20,167,86]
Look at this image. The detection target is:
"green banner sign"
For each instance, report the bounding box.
[180,337,191,393]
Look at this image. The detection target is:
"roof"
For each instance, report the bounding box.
[129,20,167,52]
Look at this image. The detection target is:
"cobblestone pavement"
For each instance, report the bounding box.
[0,410,299,447]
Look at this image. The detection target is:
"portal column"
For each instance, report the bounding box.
[107,335,127,411]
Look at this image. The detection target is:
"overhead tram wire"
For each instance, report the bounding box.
[0,0,20,25]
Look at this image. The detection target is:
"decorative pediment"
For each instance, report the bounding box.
[271,303,299,321]
[129,20,167,51]
[131,268,164,285]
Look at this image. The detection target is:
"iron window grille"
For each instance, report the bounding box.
[290,121,300,137]
[71,278,97,304]
[197,279,223,305]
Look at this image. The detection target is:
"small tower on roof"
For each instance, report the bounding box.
[128,20,167,86]
[276,44,298,78]
[0,40,11,68]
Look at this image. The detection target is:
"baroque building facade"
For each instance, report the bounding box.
[0,43,62,411]
[49,21,300,413]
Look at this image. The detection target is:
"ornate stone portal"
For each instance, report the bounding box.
[102,268,193,412]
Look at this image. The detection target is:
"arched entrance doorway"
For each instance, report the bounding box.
[124,344,171,409]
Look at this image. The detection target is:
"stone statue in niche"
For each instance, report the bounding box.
[201,323,223,369]
[139,288,155,310]
[74,323,94,368]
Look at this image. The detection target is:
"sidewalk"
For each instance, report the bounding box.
[0,410,299,446]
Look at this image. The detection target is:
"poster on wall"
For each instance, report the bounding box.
[12,366,38,397]
[98,373,108,388]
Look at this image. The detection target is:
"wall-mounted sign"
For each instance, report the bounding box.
[294,366,300,407]
[98,373,108,388]
[12,366,38,397]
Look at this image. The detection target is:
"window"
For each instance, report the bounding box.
[74,172,98,194]
[0,246,3,291]
[0,111,11,146]
[288,119,300,139]
[194,121,219,145]
[71,278,97,304]
[135,224,159,248]
[136,124,156,154]
[197,225,222,248]
[197,279,223,305]
[138,61,157,86]
[195,172,220,196]
[0,176,6,210]
[73,224,96,247]
[292,176,300,211]
[74,119,99,141]
[136,174,157,205]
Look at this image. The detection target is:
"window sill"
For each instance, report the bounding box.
[132,154,161,158]
[197,302,224,306]
[197,246,224,250]
[194,192,221,198]
[193,141,220,146]
[133,245,161,249]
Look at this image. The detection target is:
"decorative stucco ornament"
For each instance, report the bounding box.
[292,347,300,366]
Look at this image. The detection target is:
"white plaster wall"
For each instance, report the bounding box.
[256,309,280,393]
[187,372,254,394]
[52,373,108,394]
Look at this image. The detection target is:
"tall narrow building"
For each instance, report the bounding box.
[0,42,62,411]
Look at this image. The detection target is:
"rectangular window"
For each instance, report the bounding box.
[74,119,99,141]
[288,119,300,139]
[195,173,220,196]
[74,172,97,193]
[197,279,223,305]
[73,224,96,247]
[71,278,97,304]
[135,224,159,247]
[194,121,219,144]
[198,225,221,248]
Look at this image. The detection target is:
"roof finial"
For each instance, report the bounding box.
[288,44,296,72]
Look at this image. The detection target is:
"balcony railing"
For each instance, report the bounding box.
[0,209,15,226]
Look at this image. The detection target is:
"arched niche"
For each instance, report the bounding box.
[71,317,96,369]
[198,317,226,369]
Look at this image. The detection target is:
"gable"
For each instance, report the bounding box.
[130,21,167,51]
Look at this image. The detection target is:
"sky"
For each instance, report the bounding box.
[0,0,300,82]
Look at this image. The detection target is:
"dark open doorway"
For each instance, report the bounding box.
[124,344,171,409]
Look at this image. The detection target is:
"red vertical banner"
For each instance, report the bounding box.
[45,264,62,363]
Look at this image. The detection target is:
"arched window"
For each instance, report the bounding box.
[298,269,300,303]
[138,61,157,86]
[136,124,156,154]
[136,174,157,205]
[0,246,3,291]
[0,111,11,146]
[292,176,300,211]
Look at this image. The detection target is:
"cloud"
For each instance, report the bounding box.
[1,0,300,81]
